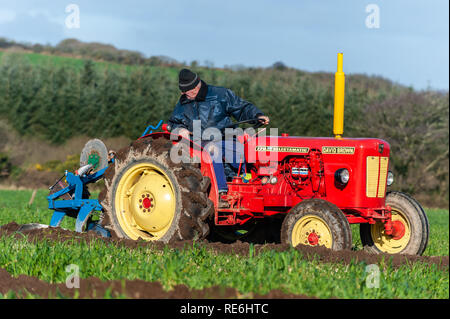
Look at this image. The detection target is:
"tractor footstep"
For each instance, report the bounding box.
[18,223,49,232]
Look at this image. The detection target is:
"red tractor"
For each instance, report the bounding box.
[98,54,429,255]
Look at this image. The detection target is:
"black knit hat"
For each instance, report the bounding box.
[178,68,200,92]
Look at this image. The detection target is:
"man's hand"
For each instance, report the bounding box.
[258,115,270,125]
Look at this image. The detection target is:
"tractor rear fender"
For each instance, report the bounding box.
[138,132,219,210]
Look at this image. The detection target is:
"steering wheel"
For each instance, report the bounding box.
[224,118,267,130]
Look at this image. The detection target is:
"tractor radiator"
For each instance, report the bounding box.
[366,156,389,198]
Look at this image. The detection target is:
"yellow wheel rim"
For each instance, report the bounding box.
[370,209,411,254]
[291,215,333,248]
[114,162,176,241]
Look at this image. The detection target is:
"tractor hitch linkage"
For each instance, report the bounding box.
[47,165,111,237]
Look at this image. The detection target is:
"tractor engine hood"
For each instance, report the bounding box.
[245,135,391,209]
[245,136,390,164]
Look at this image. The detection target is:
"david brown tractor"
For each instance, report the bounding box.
[45,53,429,255]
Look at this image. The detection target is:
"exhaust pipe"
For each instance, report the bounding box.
[333,53,345,139]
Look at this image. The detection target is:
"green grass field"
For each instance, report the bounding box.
[0,189,448,299]
[0,50,179,76]
[0,50,223,78]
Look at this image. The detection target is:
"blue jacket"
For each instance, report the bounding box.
[167,81,264,134]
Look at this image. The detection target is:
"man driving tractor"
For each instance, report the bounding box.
[45,56,429,255]
[167,68,269,194]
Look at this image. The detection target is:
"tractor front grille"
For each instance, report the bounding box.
[366,156,389,198]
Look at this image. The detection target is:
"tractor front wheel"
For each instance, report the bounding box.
[99,137,214,242]
[281,199,352,250]
[360,192,429,255]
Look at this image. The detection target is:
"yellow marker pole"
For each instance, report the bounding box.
[333,53,345,139]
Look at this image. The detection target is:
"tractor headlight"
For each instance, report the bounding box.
[387,171,394,186]
[335,168,350,184]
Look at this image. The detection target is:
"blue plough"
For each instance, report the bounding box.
[46,120,163,237]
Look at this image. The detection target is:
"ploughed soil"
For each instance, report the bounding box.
[0,222,447,299]
[0,267,312,299]
[1,222,448,270]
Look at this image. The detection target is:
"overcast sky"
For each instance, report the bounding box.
[0,0,448,90]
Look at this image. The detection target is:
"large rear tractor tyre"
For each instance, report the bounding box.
[98,137,214,243]
[360,191,429,255]
[281,199,352,251]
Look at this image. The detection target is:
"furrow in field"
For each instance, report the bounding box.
[0,267,315,299]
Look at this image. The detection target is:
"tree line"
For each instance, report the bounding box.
[0,37,181,67]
